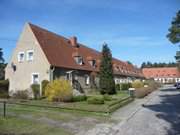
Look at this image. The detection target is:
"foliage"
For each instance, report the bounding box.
[141,61,177,68]
[12,90,29,99]
[120,83,132,90]
[115,84,120,91]
[99,43,116,95]
[167,10,180,44]
[0,79,9,98]
[132,80,144,88]
[87,96,104,104]
[45,79,73,102]
[0,48,6,80]
[72,95,87,102]
[31,84,40,99]
[41,80,49,96]
[103,94,113,101]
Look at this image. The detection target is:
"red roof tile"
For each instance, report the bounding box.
[29,23,143,77]
[142,67,180,78]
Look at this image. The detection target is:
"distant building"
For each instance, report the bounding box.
[142,67,180,83]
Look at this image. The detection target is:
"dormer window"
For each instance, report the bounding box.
[74,56,83,65]
[18,52,25,62]
[27,50,34,61]
[89,60,96,68]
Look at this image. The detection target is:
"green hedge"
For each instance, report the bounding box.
[120,83,131,90]
[31,84,40,99]
[0,80,9,98]
[87,96,104,104]
[41,80,49,96]
[73,95,87,102]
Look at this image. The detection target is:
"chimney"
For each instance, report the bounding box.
[69,36,78,47]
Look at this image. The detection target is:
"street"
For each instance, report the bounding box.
[82,86,180,135]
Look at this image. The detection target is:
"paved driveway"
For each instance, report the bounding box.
[81,86,180,135]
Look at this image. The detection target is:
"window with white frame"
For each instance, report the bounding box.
[74,56,83,65]
[32,73,39,84]
[27,50,34,61]
[18,52,25,62]
[85,75,90,85]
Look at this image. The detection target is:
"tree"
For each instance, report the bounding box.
[0,48,5,80]
[167,10,180,65]
[99,43,116,94]
[167,10,180,45]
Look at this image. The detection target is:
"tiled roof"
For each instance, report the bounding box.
[29,23,143,77]
[142,67,180,78]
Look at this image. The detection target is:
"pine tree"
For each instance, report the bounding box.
[167,10,180,44]
[99,43,115,94]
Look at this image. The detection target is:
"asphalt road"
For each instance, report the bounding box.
[82,86,180,135]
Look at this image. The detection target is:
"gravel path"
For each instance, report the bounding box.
[79,86,180,135]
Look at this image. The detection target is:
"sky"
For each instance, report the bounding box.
[0,0,179,67]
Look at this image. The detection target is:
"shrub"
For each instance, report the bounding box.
[41,80,49,96]
[72,95,87,102]
[135,87,149,98]
[120,83,131,90]
[0,80,9,98]
[103,94,113,101]
[31,84,40,99]
[0,80,9,90]
[87,96,104,104]
[45,79,73,102]
[115,84,120,91]
[12,90,28,99]
[132,80,144,89]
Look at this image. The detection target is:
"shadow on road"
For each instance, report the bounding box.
[143,88,180,135]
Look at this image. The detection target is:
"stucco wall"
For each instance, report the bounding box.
[5,23,50,96]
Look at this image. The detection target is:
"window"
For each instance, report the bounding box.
[85,75,90,85]
[18,52,25,62]
[27,50,34,61]
[32,73,39,84]
[74,56,83,65]
[89,60,96,68]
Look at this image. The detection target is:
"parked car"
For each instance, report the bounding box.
[175,82,180,89]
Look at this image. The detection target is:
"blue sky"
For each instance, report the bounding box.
[0,0,179,67]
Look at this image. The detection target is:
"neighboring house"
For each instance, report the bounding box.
[142,67,180,83]
[5,23,144,96]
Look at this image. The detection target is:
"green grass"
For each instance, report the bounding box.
[6,91,131,114]
[0,116,71,135]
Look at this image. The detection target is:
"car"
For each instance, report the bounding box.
[175,82,180,89]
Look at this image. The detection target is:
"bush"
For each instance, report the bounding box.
[87,96,104,104]
[41,80,49,96]
[135,87,149,98]
[0,80,9,98]
[72,95,87,102]
[144,80,161,90]
[120,83,131,90]
[31,84,40,100]
[115,84,120,91]
[45,79,73,102]
[132,80,144,89]
[12,90,29,99]
[103,94,113,101]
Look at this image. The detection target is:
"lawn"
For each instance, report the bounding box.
[8,91,133,114]
[0,103,112,135]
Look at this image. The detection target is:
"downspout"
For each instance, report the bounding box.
[50,65,55,81]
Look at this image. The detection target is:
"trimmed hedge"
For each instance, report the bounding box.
[31,84,40,99]
[120,83,131,90]
[87,96,104,104]
[73,95,87,102]
[41,80,49,96]
[103,94,113,101]
[0,80,9,98]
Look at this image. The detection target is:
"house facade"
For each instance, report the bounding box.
[142,67,180,84]
[5,23,143,96]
